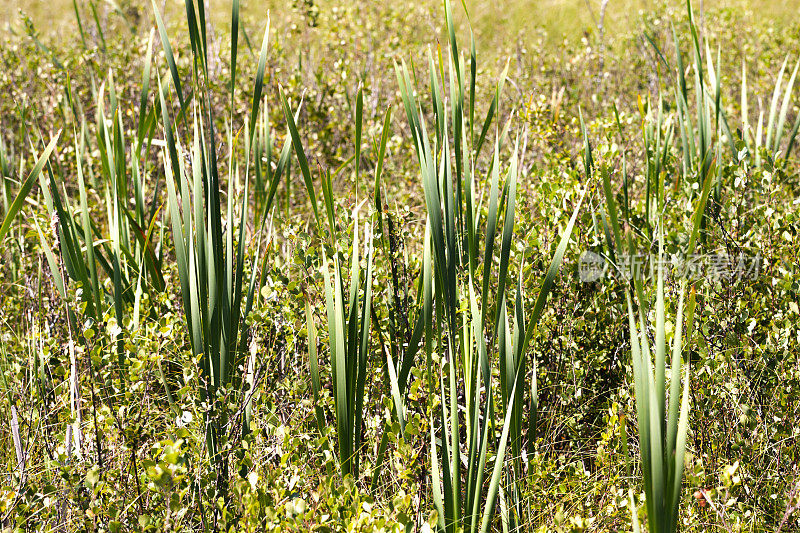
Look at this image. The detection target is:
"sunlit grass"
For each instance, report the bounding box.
[0,0,798,529]
[4,0,798,48]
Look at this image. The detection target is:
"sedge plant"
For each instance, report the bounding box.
[284,84,402,481]
[397,2,586,530]
[153,0,286,501]
[593,107,712,531]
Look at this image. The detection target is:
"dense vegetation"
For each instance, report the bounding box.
[1,0,799,531]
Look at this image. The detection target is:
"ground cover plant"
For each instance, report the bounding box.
[0,0,799,531]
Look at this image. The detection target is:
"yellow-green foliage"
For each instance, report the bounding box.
[0,0,799,531]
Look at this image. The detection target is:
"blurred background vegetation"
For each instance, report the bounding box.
[3,0,799,45]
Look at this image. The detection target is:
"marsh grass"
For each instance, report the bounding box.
[0,0,799,530]
[153,0,281,508]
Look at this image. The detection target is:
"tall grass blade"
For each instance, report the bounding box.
[0,133,60,242]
